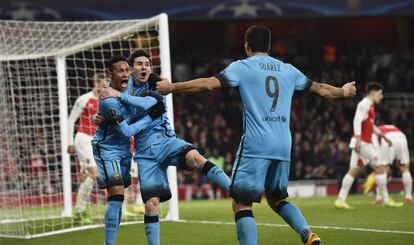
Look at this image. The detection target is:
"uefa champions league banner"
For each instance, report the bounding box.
[0,0,413,21]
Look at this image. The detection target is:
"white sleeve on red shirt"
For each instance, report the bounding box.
[353,100,369,136]
[67,94,88,145]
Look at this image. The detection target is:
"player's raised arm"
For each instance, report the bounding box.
[156,77,222,95]
[98,87,158,111]
[157,59,243,95]
[290,63,356,99]
[120,92,157,110]
[373,125,392,146]
[309,81,357,99]
[116,115,153,137]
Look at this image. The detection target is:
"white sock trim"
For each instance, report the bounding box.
[375,173,389,203]
[402,172,412,199]
[75,176,95,211]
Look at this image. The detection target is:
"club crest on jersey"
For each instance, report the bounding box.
[113,173,121,181]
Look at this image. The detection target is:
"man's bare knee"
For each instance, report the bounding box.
[400,165,409,173]
[348,167,360,177]
[85,167,98,179]
[375,166,386,174]
[232,199,252,214]
[108,185,124,196]
[267,196,287,212]
[145,197,160,214]
[185,149,206,169]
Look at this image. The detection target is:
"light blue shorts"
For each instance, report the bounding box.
[134,137,194,202]
[230,156,290,204]
[95,157,132,189]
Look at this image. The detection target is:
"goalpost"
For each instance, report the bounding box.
[0,13,179,239]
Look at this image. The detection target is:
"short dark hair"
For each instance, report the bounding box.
[107,55,128,70]
[245,25,271,53]
[128,49,151,66]
[365,82,383,94]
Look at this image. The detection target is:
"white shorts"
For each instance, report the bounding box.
[349,138,378,168]
[378,132,410,165]
[74,132,96,170]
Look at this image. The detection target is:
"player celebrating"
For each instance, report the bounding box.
[156,25,356,245]
[99,49,232,245]
[375,125,412,204]
[92,55,162,245]
[67,73,107,225]
[334,82,402,209]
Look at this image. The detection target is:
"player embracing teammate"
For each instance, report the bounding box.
[95,50,231,245]
[92,55,161,245]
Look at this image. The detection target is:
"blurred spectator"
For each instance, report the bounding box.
[208,148,225,170]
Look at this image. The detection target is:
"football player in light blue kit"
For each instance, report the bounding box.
[156,26,357,245]
[92,55,163,245]
[99,49,232,245]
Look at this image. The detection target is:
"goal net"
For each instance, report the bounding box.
[0,13,178,239]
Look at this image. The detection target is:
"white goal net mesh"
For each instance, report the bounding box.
[0,14,174,239]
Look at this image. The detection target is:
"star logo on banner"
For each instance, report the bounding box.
[230,0,261,17]
[2,2,62,20]
[8,3,38,20]
[209,0,283,18]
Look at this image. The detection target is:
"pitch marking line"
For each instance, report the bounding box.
[178,219,414,235]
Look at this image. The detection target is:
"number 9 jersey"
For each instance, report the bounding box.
[215,55,311,161]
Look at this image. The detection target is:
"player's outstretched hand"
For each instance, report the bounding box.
[384,136,393,147]
[93,113,106,126]
[342,81,357,97]
[98,87,121,100]
[106,115,124,125]
[141,90,162,101]
[156,79,173,95]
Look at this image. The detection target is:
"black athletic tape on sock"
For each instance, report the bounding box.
[107,195,124,202]
[301,228,312,244]
[274,200,289,215]
[235,210,254,221]
[201,161,216,176]
[144,215,159,223]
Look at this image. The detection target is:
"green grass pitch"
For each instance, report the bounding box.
[1,195,413,244]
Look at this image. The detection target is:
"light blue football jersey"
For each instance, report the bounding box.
[215,55,311,161]
[121,76,175,151]
[92,86,155,160]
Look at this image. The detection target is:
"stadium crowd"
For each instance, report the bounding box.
[171,42,414,189]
